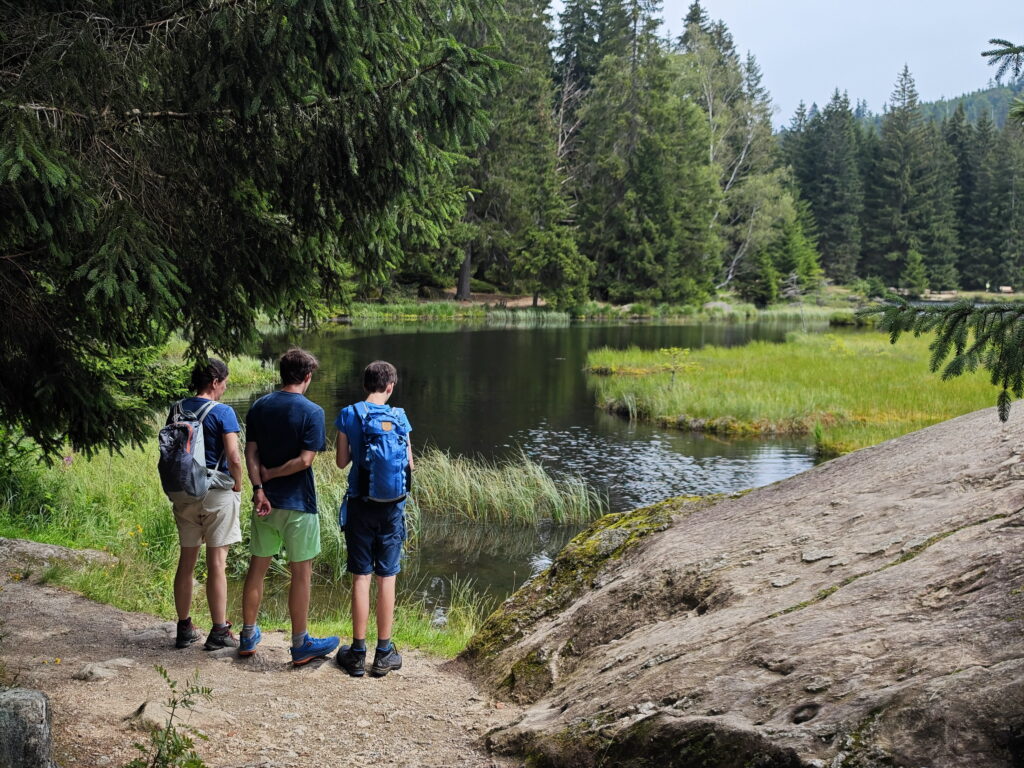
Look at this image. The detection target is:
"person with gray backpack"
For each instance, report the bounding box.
[158,358,243,651]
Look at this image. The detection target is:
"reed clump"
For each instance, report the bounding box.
[484,308,571,327]
[346,301,485,322]
[586,332,1001,456]
[411,448,605,525]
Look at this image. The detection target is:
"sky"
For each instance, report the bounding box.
[653,1,1021,125]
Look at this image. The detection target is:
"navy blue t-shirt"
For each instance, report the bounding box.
[178,397,240,472]
[335,402,413,493]
[246,391,326,514]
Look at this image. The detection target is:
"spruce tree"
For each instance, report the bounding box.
[800,91,864,283]
[862,67,959,289]
[575,0,720,303]
[0,0,498,455]
[457,0,590,307]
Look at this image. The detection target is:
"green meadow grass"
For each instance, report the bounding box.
[346,301,485,322]
[586,331,1002,457]
[0,438,597,656]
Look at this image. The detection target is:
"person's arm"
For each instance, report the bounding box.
[260,449,317,482]
[245,440,272,517]
[223,432,243,492]
[336,431,351,470]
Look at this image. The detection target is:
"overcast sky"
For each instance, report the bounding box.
[654,1,1021,125]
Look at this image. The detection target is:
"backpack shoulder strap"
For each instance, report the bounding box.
[354,401,370,420]
[166,399,186,425]
[195,400,218,422]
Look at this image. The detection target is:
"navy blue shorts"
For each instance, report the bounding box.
[343,497,406,577]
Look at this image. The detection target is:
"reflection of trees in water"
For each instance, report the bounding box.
[416,516,581,560]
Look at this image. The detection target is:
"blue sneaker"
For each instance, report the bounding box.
[237,626,262,657]
[290,634,340,666]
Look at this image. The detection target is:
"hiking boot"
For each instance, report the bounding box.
[370,644,402,677]
[290,634,340,666]
[175,619,202,649]
[237,626,262,657]
[335,645,367,677]
[203,623,239,650]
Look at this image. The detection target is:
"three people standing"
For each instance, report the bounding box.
[166,349,410,675]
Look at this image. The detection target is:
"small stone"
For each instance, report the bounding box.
[355,718,371,728]
[771,575,798,588]
[801,550,835,563]
[827,558,849,568]
[96,757,112,766]
[804,675,833,693]
[73,658,135,682]
[495,702,507,710]
[281,712,300,720]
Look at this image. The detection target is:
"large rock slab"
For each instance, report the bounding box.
[463,405,1024,767]
[0,689,56,768]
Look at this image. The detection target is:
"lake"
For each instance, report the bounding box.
[228,319,821,602]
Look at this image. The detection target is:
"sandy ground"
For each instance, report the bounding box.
[0,543,523,768]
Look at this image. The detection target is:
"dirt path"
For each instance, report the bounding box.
[0,541,523,768]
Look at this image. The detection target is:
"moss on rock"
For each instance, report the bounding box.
[461,496,716,666]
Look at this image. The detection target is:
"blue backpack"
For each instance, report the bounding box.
[353,402,410,503]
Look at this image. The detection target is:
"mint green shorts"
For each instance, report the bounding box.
[250,508,321,563]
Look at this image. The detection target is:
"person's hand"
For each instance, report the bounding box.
[259,464,273,483]
[253,488,272,517]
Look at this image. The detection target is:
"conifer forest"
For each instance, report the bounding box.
[1,0,1023,452]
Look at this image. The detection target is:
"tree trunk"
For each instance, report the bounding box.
[533,292,539,307]
[456,243,472,301]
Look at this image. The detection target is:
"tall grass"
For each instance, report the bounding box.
[346,301,485,322]
[484,308,571,327]
[586,331,1002,456]
[411,448,605,524]
[160,340,277,392]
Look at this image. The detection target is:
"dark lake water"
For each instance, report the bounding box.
[226,319,821,602]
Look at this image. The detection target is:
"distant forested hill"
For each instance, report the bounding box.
[859,79,1023,129]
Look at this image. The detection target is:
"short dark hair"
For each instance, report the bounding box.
[279,347,319,385]
[190,358,229,393]
[363,360,397,393]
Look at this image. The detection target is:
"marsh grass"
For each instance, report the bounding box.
[412,448,605,525]
[484,308,570,327]
[347,301,485,322]
[587,332,1002,456]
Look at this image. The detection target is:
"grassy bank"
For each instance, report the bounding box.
[0,437,600,656]
[586,332,1001,457]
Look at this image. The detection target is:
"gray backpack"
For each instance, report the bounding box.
[158,400,224,499]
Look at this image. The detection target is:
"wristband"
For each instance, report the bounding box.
[252,484,263,492]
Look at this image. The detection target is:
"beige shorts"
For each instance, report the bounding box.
[169,488,242,549]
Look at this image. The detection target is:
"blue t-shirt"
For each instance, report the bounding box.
[335,402,413,495]
[246,391,327,514]
[179,397,240,472]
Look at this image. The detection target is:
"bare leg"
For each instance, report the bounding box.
[174,546,201,621]
[241,556,272,626]
[205,546,229,625]
[375,574,396,642]
[288,558,313,638]
[351,573,372,639]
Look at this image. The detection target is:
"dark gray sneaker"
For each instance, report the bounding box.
[203,623,239,650]
[175,619,202,649]
[370,644,402,677]
[335,645,367,677]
